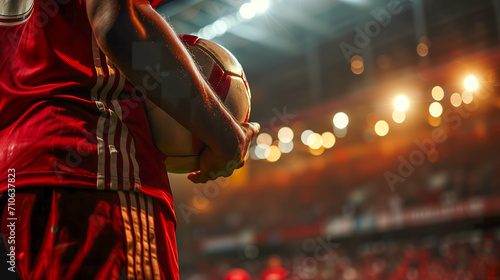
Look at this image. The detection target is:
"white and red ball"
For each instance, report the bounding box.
[145,35,251,173]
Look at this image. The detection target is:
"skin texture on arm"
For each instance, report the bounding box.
[85,0,259,183]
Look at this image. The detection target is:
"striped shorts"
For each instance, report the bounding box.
[0,187,178,280]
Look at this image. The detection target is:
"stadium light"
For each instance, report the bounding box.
[213,20,228,36]
[333,112,349,129]
[464,75,479,91]
[307,133,323,149]
[250,0,270,13]
[266,146,281,162]
[374,120,389,136]
[239,3,256,19]
[450,93,462,107]
[429,102,443,117]
[321,132,336,148]
[392,110,405,124]
[462,91,473,104]
[256,133,272,146]
[393,95,409,112]
[301,130,314,145]
[278,127,294,143]
[278,141,294,153]
[255,143,271,159]
[432,86,444,101]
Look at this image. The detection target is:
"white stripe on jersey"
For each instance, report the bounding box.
[129,192,144,279]
[95,101,107,190]
[139,193,153,279]
[118,191,136,280]
[146,195,161,280]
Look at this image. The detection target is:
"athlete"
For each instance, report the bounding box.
[0,0,258,279]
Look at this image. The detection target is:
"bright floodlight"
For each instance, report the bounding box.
[278,127,294,143]
[250,0,269,13]
[239,3,256,19]
[333,112,349,129]
[393,95,409,112]
[464,75,479,91]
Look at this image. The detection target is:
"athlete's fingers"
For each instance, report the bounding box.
[189,122,259,184]
[188,168,232,183]
[188,171,206,184]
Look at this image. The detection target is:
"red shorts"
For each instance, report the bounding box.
[0,187,178,280]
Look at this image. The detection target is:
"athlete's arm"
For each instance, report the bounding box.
[85,0,259,183]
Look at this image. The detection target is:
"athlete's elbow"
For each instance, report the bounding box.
[87,1,143,51]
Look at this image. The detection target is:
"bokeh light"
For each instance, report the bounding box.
[256,133,272,146]
[301,130,314,145]
[334,127,348,138]
[266,145,281,162]
[213,20,228,36]
[250,0,269,13]
[428,115,442,127]
[450,93,462,107]
[429,102,443,117]
[392,110,406,123]
[309,146,325,156]
[239,3,256,19]
[462,91,473,104]
[278,141,294,154]
[321,132,336,148]
[351,65,364,75]
[432,86,444,101]
[351,55,363,63]
[416,43,429,57]
[254,144,271,159]
[351,56,364,75]
[464,75,479,91]
[278,127,294,143]
[307,133,323,149]
[393,95,410,112]
[333,112,349,129]
[374,120,389,136]
[244,245,259,259]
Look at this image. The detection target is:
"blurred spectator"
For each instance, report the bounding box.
[224,269,251,280]
[260,255,287,280]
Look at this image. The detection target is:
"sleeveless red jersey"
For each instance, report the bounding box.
[0,0,175,222]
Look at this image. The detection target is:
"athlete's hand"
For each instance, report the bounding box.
[187,122,260,183]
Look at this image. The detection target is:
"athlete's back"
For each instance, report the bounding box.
[0,0,173,207]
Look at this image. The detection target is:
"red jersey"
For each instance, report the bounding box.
[0,0,175,221]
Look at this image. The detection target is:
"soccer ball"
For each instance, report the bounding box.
[145,35,251,173]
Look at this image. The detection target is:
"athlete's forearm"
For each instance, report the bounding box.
[86,0,244,161]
